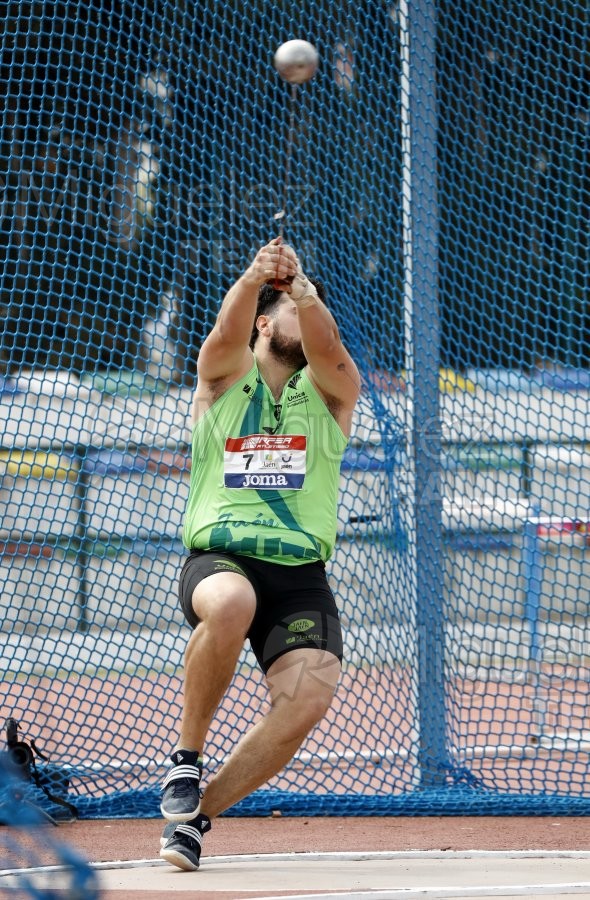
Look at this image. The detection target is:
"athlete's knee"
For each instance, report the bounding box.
[300,690,335,731]
[268,652,340,737]
[193,575,256,638]
[275,690,334,743]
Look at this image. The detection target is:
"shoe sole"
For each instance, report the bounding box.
[160,846,199,872]
[159,800,201,823]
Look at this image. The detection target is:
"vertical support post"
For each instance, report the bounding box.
[522,504,545,740]
[521,439,533,498]
[400,0,447,785]
[74,447,90,633]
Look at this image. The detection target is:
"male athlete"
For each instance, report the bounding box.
[160,237,360,871]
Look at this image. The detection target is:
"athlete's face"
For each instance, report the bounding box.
[268,297,307,370]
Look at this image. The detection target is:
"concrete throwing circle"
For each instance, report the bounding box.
[2,850,590,898]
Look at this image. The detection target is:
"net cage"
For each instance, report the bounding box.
[0,0,589,820]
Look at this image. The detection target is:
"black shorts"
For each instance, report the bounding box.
[178,550,343,673]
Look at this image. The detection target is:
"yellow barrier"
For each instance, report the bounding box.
[0,451,78,481]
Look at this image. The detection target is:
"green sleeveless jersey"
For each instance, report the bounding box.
[182,361,349,565]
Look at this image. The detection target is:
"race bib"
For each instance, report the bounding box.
[224,434,307,489]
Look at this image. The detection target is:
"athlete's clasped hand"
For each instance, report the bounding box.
[245,237,297,290]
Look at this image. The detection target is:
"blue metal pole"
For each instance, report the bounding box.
[522,504,545,740]
[401,0,448,786]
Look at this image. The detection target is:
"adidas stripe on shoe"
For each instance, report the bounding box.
[160,814,211,872]
[160,749,203,822]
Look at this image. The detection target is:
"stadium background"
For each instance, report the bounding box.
[0,0,589,822]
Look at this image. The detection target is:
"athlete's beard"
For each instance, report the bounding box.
[269,330,307,370]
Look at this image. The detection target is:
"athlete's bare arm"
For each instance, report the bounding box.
[291,268,360,437]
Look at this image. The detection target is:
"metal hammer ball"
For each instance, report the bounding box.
[274,40,319,84]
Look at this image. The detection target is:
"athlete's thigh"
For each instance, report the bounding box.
[265,646,341,712]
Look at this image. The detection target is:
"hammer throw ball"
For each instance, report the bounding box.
[274,40,319,84]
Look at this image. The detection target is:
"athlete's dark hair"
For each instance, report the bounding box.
[249,279,326,349]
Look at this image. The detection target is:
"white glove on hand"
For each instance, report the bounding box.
[290,264,319,308]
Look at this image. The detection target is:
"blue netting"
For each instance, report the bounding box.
[0,758,100,897]
[0,0,588,822]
